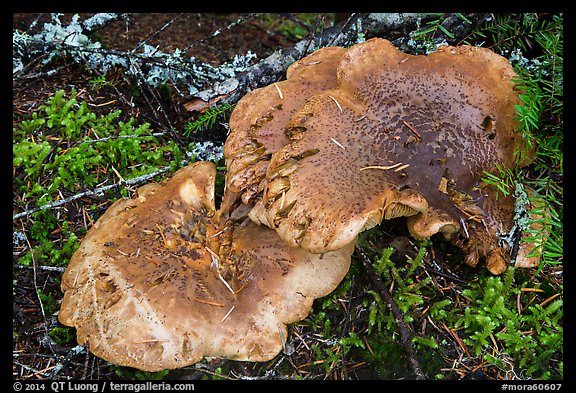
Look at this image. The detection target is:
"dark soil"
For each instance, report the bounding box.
[13,13,309,141]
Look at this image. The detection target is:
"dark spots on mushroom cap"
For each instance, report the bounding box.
[259,37,532,262]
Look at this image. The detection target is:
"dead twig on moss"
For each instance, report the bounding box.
[12,160,189,221]
[355,248,426,380]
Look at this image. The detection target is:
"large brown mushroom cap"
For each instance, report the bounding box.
[58,161,353,371]
[224,46,347,205]
[252,38,533,272]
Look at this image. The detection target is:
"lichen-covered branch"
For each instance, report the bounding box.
[187,13,491,106]
[189,13,423,104]
[12,162,188,221]
[13,13,490,106]
[13,13,257,96]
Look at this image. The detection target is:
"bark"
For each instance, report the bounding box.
[188,13,491,106]
[189,13,423,104]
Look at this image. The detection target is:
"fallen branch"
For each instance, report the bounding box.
[78,13,129,33]
[189,13,422,104]
[14,264,66,273]
[13,13,258,96]
[12,161,189,221]
[188,12,492,108]
[355,248,426,380]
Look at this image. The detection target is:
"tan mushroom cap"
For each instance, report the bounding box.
[252,38,533,272]
[224,46,347,205]
[58,161,353,371]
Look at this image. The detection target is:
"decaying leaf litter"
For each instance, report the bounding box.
[13,13,562,380]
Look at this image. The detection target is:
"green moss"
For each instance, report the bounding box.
[18,211,79,268]
[110,366,170,380]
[48,326,77,346]
[474,13,563,271]
[14,89,187,272]
[447,268,563,379]
[13,88,185,208]
[341,241,563,379]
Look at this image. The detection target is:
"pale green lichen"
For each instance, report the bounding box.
[13,13,258,95]
[498,182,532,250]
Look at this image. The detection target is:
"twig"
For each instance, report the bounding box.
[402,119,422,140]
[79,13,129,33]
[189,13,493,106]
[14,264,66,273]
[355,248,427,380]
[74,131,169,145]
[82,343,91,380]
[192,363,236,380]
[326,13,357,47]
[300,14,327,58]
[16,64,72,80]
[13,360,53,378]
[191,13,426,104]
[132,13,184,53]
[180,13,257,55]
[128,60,174,129]
[82,61,136,111]
[20,222,56,358]
[12,160,189,221]
[14,39,200,77]
[423,265,468,285]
